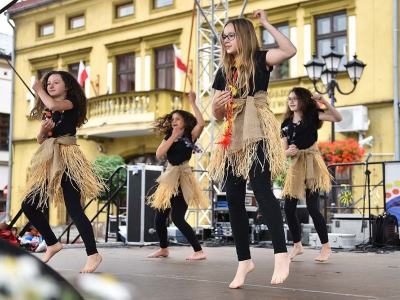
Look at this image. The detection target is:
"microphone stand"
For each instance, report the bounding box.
[361,153,373,247]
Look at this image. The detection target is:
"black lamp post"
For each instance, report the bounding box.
[304,45,366,141]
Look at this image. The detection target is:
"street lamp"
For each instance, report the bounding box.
[304,45,366,141]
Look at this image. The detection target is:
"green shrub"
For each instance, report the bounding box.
[93,155,127,201]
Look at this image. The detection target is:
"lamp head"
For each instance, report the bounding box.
[320,67,335,87]
[321,45,343,72]
[304,53,325,82]
[344,54,366,82]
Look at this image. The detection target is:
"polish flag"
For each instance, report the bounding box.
[77,60,88,86]
[173,44,187,74]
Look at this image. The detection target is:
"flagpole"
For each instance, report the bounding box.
[183,2,196,98]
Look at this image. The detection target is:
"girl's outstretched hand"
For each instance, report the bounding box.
[286,144,298,157]
[32,79,44,93]
[171,126,183,139]
[311,94,328,106]
[188,91,196,104]
[213,90,231,111]
[252,9,268,23]
[40,119,55,134]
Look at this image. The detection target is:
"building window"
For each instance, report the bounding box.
[116,53,135,92]
[0,113,9,151]
[116,2,134,18]
[38,68,53,80]
[154,0,173,9]
[38,22,54,36]
[262,23,289,80]
[68,63,80,83]
[69,15,85,29]
[315,11,347,70]
[155,46,174,89]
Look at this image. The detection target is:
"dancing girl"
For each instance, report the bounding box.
[208,10,297,288]
[281,87,342,262]
[147,91,209,260]
[21,70,106,273]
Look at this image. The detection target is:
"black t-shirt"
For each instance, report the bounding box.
[164,135,193,166]
[42,96,79,137]
[281,108,323,150]
[212,51,272,96]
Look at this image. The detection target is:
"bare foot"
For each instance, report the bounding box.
[79,253,102,273]
[315,243,332,262]
[229,259,255,289]
[186,250,206,260]
[289,242,304,260]
[148,248,169,258]
[271,253,290,285]
[42,242,63,263]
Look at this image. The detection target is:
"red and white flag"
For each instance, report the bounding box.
[77,60,88,86]
[173,44,187,74]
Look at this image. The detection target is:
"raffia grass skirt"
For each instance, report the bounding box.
[20,144,106,208]
[282,145,332,200]
[146,162,210,211]
[208,99,286,182]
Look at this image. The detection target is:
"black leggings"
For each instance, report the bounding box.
[226,143,287,261]
[284,189,328,244]
[21,173,98,256]
[154,188,202,252]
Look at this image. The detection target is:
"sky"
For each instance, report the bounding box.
[0,0,17,35]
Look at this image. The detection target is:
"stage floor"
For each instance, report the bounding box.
[32,243,399,300]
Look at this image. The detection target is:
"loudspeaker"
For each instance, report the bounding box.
[126,164,163,245]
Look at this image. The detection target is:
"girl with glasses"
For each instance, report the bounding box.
[209,10,296,288]
[281,87,342,262]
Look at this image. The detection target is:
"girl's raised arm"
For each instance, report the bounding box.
[252,10,297,68]
[312,94,343,122]
[189,91,205,141]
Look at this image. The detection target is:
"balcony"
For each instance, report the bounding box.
[77,89,184,139]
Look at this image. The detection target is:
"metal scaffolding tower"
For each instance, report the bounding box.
[187,0,228,228]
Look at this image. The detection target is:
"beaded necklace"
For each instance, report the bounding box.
[288,118,301,145]
[42,108,65,138]
[177,136,202,153]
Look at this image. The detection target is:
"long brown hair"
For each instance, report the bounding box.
[220,18,260,97]
[282,87,323,129]
[153,110,197,139]
[30,70,88,128]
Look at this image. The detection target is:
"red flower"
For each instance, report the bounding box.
[317,138,365,173]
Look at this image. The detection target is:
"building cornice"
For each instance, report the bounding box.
[14,8,190,55]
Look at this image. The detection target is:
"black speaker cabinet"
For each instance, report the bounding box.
[126,164,163,245]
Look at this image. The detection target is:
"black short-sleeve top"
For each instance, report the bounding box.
[281,108,324,150]
[164,135,193,166]
[212,51,272,97]
[42,96,79,137]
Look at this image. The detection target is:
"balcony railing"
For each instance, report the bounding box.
[87,89,185,119]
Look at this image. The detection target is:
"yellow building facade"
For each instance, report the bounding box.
[7,0,398,227]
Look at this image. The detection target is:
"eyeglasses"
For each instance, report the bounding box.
[221,33,236,41]
[287,97,299,102]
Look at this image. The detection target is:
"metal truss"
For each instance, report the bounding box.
[184,0,228,229]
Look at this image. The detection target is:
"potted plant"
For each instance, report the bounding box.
[273,171,287,199]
